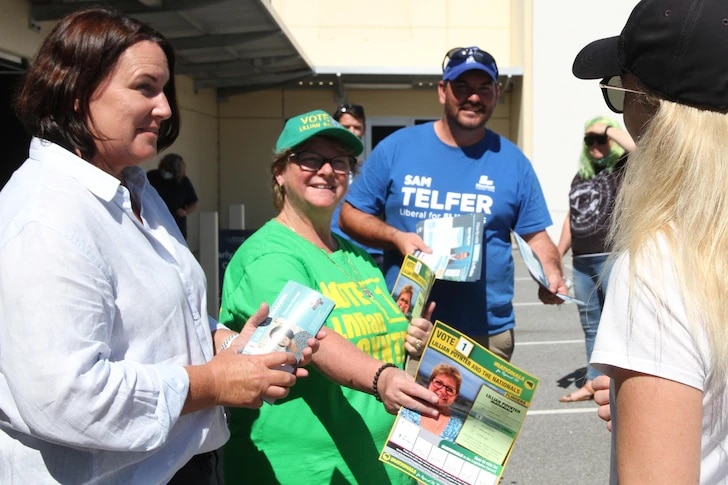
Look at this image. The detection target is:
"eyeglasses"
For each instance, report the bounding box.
[290,152,355,175]
[599,75,647,114]
[442,47,498,73]
[431,377,457,397]
[584,134,609,147]
[333,103,365,121]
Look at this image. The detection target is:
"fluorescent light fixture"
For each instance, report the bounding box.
[343,83,412,90]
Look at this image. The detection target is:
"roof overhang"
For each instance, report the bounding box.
[28,0,315,98]
[27,1,522,99]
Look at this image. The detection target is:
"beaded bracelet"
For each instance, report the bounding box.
[372,362,397,402]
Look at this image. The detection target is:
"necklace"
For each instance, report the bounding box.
[324,250,374,299]
[276,217,374,299]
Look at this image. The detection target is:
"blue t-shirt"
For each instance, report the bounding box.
[345,122,551,335]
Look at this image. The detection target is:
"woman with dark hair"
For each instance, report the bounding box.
[330,102,385,268]
[0,8,315,484]
[333,103,366,138]
[147,152,199,239]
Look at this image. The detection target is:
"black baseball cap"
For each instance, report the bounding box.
[572,0,728,112]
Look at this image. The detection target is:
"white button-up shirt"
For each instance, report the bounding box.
[0,139,228,484]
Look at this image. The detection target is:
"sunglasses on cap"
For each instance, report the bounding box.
[584,134,609,147]
[599,76,647,114]
[442,47,498,72]
[333,103,365,121]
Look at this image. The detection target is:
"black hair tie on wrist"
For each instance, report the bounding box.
[372,363,397,402]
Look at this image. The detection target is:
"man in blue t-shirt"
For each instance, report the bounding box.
[340,46,566,361]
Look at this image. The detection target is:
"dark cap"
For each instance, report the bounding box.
[572,0,728,111]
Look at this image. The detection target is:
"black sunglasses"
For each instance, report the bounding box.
[599,75,647,114]
[333,103,365,121]
[584,134,609,147]
[442,47,498,73]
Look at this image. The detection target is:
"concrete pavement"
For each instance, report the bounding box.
[499,252,611,484]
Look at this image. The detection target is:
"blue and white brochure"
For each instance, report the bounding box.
[241,280,334,377]
[512,232,584,305]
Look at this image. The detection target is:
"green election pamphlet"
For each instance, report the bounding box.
[379,321,539,485]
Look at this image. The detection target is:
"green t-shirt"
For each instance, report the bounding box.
[219,220,412,484]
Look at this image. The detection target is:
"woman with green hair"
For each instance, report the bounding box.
[556,116,635,403]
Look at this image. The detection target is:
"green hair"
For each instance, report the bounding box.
[578,116,626,180]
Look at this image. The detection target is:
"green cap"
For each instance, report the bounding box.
[275,109,363,156]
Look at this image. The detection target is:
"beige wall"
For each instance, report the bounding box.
[271,0,523,72]
[142,76,219,254]
[0,0,52,59]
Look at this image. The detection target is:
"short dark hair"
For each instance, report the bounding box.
[13,7,180,160]
[333,103,366,123]
[159,153,185,181]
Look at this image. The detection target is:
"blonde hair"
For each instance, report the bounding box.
[398,284,414,297]
[270,149,292,212]
[610,99,728,415]
[429,364,462,393]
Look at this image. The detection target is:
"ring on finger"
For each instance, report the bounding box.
[415,339,423,351]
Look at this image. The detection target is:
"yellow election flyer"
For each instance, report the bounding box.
[379,321,539,485]
[390,254,436,321]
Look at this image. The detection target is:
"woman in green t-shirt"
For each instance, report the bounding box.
[220,110,440,484]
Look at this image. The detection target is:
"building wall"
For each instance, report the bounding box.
[531,1,636,240]
[143,76,219,255]
[0,0,52,59]
[271,0,523,74]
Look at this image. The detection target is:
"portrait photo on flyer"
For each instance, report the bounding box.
[379,321,539,485]
[240,280,334,404]
[391,254,437,321]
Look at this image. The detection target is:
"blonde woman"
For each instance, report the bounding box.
[400,364,464,442]
[573,0,728,482]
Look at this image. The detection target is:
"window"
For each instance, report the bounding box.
[364,117,438,157]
